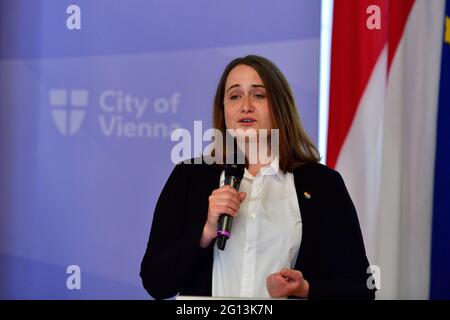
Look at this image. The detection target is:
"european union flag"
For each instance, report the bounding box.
[430,0,450,300]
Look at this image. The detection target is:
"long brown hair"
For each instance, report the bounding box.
[212,55,320,172]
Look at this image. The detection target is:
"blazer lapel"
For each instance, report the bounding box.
[292,164,316,271]
[293,165,313,226]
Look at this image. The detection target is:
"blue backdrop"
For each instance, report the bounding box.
[0,0,321,299]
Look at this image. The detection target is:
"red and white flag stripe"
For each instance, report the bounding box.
[328,0,445,299]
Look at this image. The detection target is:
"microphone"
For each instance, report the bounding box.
[217,163,245,250]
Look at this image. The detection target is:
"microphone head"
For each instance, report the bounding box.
[224,163,245,180]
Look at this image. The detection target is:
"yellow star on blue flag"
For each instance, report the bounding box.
[446,15,450,44]
[430,1,450,300]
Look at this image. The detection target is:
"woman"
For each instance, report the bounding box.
[140,55,375,300]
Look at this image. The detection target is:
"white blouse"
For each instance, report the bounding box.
[212,156,302,298]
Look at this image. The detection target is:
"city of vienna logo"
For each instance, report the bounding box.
[50,89,88,135]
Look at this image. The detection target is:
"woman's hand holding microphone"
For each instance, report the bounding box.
[199,185,246,248]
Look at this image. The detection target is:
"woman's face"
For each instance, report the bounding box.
[223,64,273,133]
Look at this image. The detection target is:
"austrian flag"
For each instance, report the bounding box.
[327,0,446,299]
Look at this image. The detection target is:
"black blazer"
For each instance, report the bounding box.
[140,159,375,300]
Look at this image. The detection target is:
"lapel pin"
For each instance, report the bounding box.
[304,192,311,199]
